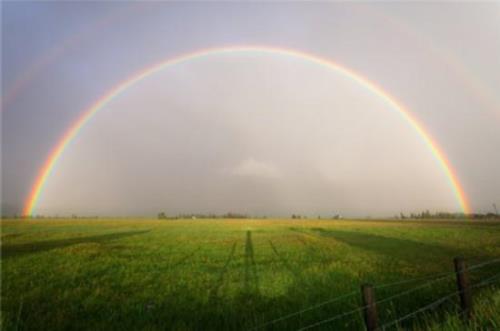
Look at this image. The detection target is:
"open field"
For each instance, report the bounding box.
[1,218,500,330]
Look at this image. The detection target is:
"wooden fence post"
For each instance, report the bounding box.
[361,284,378,331]
[454,257,473,320]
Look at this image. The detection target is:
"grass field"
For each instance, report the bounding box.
[1,218,500,330]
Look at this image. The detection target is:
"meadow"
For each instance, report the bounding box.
[1,218,499,331]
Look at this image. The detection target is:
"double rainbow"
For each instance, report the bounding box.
[23,45,471,216]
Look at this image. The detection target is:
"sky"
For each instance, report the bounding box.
[2,2,500,217]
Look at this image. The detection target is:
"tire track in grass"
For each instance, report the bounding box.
[168,247,201,270]
[208,242,237,301]
[244,231,260,294]
[295,235,334,267]
[269,240,303,281]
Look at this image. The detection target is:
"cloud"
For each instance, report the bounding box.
[229,158,282,179]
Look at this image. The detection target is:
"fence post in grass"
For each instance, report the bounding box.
[454,257,473,320]
[361,284,378,331]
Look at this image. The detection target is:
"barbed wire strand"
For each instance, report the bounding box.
[249,290,358,330]
[379,291,457,331]
[374,270,452,290]
[473,271,500,288]
[468,257,500,271]
[374,273,452,307]
[375,257,500,291]
[296,303,369,331]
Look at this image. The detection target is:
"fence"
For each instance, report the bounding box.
[250,257,500,331]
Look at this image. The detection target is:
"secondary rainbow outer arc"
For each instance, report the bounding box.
[23,45,471,216]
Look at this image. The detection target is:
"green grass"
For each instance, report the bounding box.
[1,218,499,330]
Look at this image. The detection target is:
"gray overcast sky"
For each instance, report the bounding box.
[2,2,500,217]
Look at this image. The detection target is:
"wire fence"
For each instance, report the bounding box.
[377,291,457,330]
[378,270,500,331]
[295,274,455,331]
[249,257,500,331]
[248,290,359,330]
[250,270,452,330]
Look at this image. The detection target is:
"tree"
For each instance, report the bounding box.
[158,212,167,220]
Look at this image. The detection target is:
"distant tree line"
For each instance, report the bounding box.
[157,212,345,220]
[291,214,342,220]
[158,212,249,220]
[397,210,500,220]
[5,210,499,221]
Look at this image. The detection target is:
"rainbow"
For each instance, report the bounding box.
[23,45,471,216]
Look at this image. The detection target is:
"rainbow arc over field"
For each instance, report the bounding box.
[23,45,471,216]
